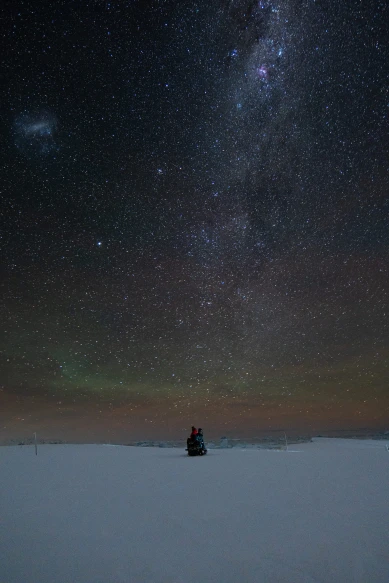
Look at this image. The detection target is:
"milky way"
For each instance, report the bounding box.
[1,0,388,441]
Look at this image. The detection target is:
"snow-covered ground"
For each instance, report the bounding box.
[1,438,388,583]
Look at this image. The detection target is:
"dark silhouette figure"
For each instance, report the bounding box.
[197,428,207,453]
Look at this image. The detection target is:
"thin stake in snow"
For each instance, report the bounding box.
[284,432,288,452]
[34,432,37,456]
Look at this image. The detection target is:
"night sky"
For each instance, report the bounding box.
[1,0,388,442]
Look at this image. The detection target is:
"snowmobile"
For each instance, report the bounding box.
[186,437,207,456]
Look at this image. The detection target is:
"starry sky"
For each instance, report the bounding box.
[1,0,388,442]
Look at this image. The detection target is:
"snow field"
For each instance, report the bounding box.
[1,438,388,583]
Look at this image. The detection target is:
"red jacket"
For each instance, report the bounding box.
[190,428,198,438]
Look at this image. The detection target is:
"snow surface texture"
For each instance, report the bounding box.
[1,438,388,583]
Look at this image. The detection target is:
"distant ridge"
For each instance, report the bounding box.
[1,431,388,448]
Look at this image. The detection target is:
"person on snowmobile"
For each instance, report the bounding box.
[197,428,206,452]
[187,426,198,448]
